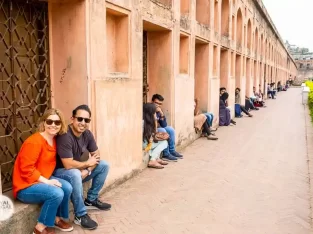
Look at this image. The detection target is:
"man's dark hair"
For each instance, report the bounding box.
[220,87,226,92]
[72,105,91,117]
[152,94,164,102]
[236,87,241,92]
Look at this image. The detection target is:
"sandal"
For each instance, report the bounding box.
[148,162,164,169]
[157,160,168,165]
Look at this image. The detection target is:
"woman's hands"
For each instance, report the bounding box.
[46,179,62,187]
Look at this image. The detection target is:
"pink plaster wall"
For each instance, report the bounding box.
[220,49,229,89]
[43,0,298,196]
[175,75,195,146]
[196,0,210,25]
[210,77,220,123]
[195,43,209,112]
[49,1,88,120]
[246,58,253,96]
[147,31,173,124]
[93,79,142,186]
[106,12,129,73]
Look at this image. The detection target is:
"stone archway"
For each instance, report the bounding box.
[221,0,230,36]
[255,27,259,54]
[247,19,252,50]
[236,8,243,47]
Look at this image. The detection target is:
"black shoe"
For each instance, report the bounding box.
[84,198,112,211]
[74,214,98,230]
[230,120,236,125]
[162,154,178,162]
[171,151,183,159]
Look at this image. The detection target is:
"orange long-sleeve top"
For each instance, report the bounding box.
[13,132,56,198]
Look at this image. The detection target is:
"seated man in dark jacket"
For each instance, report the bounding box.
[152,94,183,161]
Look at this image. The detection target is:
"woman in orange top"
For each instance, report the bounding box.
[13,109,73,234]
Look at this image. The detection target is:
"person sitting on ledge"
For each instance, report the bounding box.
[220,87,234,113]
[252,86,266,107]
[277,81,282,92]
[143,103,169,169]
[219,92,236,126]
[194,98,218,140]
[53,105,111,231]
[258,84,264,98]
[152,94,183,161]
[267,83,276,99]
[13,108,73,234]
[203,111,218,132]
[235,88,253,118]
[245,94,259,111]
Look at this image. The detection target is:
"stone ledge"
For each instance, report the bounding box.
[0,151,151,234]
[0,139,195,234]
[304,105,313,226]
[0,190,41,234]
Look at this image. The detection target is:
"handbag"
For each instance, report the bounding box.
[153,132,169,142]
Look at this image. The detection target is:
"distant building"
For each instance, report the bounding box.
[285,41,313,80]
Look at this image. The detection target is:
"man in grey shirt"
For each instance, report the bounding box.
[235,88,253,117]
[53,105,110,230]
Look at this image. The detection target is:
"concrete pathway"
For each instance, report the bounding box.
[63,88,312,234]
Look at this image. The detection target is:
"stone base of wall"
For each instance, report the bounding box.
[304,105,313,227]
[0,151,150,234]
[0,134,199,234]
[0,125,205,234]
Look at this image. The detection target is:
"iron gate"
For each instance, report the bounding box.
[0,0,50,192]
[143,31,148,103]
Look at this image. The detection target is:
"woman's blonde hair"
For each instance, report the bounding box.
[37,108,67,135]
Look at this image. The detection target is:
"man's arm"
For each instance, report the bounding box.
[61,158,90,170]
[156,109,167,128]
[87,150,101,171]
[79,150,100,179]
[84,131,101,172]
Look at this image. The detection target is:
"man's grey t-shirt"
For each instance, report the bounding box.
[56,126,98,169]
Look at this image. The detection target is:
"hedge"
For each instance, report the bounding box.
[305,81,313,121]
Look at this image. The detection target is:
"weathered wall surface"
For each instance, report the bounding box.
[47,0,298,191]
[298,70,313,80]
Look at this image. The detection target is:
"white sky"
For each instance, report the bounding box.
[262,0,313,51]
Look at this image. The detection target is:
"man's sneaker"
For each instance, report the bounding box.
[162,154,178,162]
[74,214,98,230]
[171,151,183,159]
[84,198,112,210]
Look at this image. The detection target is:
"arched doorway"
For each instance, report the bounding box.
[247,19,252,50]
[236,8,243,47]
[254,27,258,54]
[221,0,230,36]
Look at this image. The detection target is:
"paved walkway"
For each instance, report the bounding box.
[63,88,312,234]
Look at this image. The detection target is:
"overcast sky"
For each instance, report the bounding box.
[262,0,313,51]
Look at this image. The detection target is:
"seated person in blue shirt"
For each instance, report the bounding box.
[152,94,183,161]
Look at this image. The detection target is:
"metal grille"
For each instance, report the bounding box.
[142,31,148,103]
[0,0,50,192]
